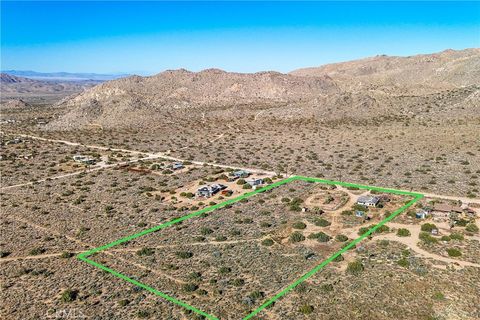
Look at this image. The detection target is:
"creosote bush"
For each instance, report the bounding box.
[397,228,411,237]
[289,231,305,243]
[346,260,364,276]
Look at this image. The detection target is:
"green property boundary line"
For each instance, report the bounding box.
[77,175,424,320]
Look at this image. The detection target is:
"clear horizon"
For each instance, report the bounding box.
[1,1,479,74]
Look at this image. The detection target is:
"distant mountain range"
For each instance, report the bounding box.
[1,70,130,81]
[48,48,479,129]
[0,73,102,102]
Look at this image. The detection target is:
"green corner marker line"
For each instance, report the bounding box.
[77,175,424,319]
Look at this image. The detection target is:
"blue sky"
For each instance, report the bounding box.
[1,1,479,74]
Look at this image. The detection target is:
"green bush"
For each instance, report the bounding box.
[261,238,274,246]
[298,305,314,314]
[183,283,199,292]
[396,228,411,237]
[292,221,307,229]
[421,223,437,232]
[29,247,45,255]
[446,248,462,257]
[137,310,150,318]
[375,224,390,234]
[449,232,464,241]
[289,231,305,243]
[320,283,334,293]
[60,252,74,258]
[229,278,245,286]
[315,232,331,243]
[200,227,213,235]
[346,260,364,275]
[314,218,331,227]
[215,235,227,241]
[118,299,130,306]
[136,247,154,256]
[175,251,193,259]
[218,266,231,274]
[397,257,410,268]
[419,232,438,244]
[358,227,370,236]
[335,234,349,242]
[60,289,78,303]
[466,223,479,233]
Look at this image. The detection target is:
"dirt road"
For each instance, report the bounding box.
[4,132,480,205]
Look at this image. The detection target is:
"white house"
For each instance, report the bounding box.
[246,178,264,187]
[73,155,96,165]
[356,195,380,207]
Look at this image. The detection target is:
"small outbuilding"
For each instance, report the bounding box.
[246,178,264,187]
[171,162,184,170]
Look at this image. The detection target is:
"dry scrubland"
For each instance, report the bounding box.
[1,49,480,319]
[1,163,479,319]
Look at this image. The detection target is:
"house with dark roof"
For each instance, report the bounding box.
[356,195,380,207]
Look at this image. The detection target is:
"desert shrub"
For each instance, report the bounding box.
[397,228,411,237]
[200,227,213,235]
[229,278,245,286]
[341,210,353,216]
[333,254,345,262]
[449,232,464,241]
[353,204,369,212]
[29,247,45,255]
[248,290,264,300]
[118,299,130,306]
[397,257,410,268]
[292,221,307,229]
[218,266,231,274]
[136,247,154,256]
[290,231,305,243]
[183,283,199,292]
[314,218,331,227]
[446,248,462,257]
[375,224,390,233]
[60,289,78,303]
[441,235,451,241]
[315,232,331,242]
[215,235,227,241]
[466,223,479,233]
[358,227,370,236]
[237,179,246,185]
[137,310,150,318]
[294,283,307,293]
[320,283,334,293]
[175,251,193,259]
[335,234,349,242]
[419,232,438,244]
[346,260,364,276]
[421,223,437,232]
[242,184,252,189]
[60,252,74,258]
[433,292,445,300]
[261,238,274,246]
[298,305,314,314]
[379,239,389,247]
[188,272,202,281]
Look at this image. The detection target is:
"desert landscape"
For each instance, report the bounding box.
[1,47,479,319]
[1,1,480,318]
